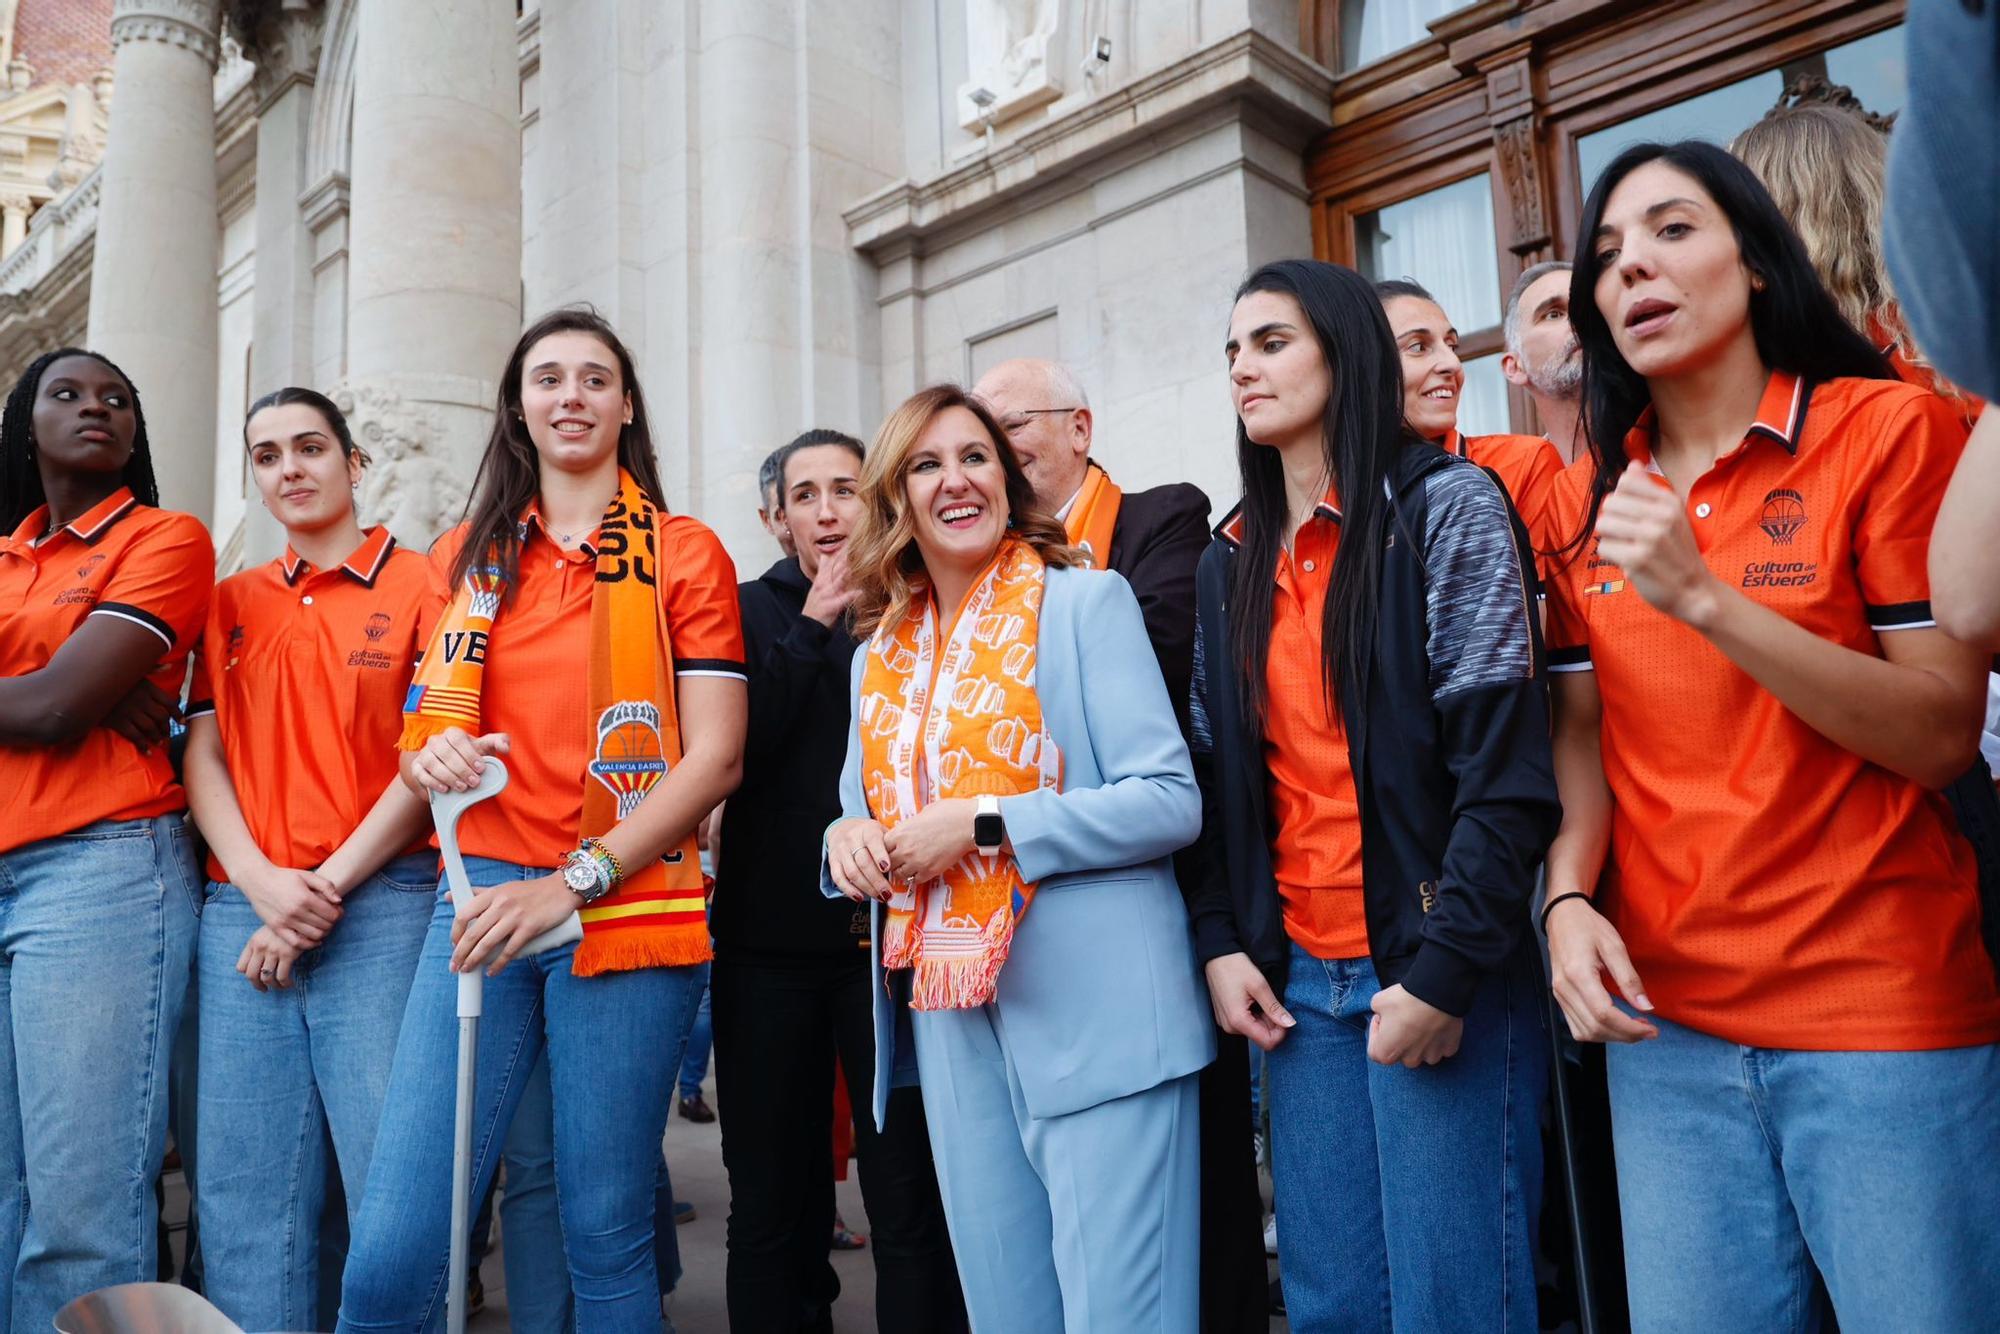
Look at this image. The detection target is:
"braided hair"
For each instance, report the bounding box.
[0,348,160,534]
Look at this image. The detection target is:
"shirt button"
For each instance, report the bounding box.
[301,595,314,606]
[1301,559,1316,573]
[1694,503,1712,518]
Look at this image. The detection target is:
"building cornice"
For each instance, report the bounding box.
[843,28,1333,256]
[111,0,223,69]
[298,168,347,229]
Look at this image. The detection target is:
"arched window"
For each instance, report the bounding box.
[1339,0,1473,71]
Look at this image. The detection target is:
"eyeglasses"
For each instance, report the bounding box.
[998,407,1082,436]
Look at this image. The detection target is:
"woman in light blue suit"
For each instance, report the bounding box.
[824,384,1212,1333]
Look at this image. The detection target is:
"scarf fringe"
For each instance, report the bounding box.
[907,945,1011,1011]
[397,714,462,751]
[880,911,916,970]
[571,927,713,977]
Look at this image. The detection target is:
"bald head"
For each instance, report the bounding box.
[972,358,1094,512]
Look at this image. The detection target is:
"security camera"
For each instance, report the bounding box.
[1088,36,1112,66]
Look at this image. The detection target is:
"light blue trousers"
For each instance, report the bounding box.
[910,1003,1199,1334]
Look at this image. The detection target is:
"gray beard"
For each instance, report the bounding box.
[1531,354,1583,401]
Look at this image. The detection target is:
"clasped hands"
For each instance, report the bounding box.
[826,800,980,902]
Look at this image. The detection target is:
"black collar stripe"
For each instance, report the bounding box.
[284,531,399,588]
[341,531,397,588]
[66,493,140,544]
[1745,377,1809,455]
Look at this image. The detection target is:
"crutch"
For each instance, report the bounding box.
[431,758,583,1334]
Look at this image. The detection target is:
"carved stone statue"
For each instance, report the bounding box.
[334,381,465,546]
[957,0,1064,132]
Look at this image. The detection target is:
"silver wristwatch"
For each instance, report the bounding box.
[560,848,614,904]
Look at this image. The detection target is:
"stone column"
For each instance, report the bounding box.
[86,0,223,523]
[236,0,323,563]
[343,0,521,545]
[0,190,29,255]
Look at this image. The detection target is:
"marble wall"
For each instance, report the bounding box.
[51,0,1336,569]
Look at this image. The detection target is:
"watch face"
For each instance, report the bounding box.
[974,814,1003,850]
[563,859,598,893]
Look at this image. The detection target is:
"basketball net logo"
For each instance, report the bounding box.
[590,700,669,818]
[465,565,506,619]
[1759,489,1807,545]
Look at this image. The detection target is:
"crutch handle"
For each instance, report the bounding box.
[430,758,586,972]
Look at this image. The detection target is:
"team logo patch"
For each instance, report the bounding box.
[1759,488,1806,545]
[466,565,505,620]
[363,612,391,643]
[590,700,669,819]
[76,554,104,580]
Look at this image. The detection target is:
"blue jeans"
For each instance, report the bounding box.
[1267,944,1546,1333]
[677,965,711,1100]
[0,814,200,1333]
[1606,1012,2000,1333]
[336,858,702,1334]
[194,851,436,1330]
[497,1054,685,1334]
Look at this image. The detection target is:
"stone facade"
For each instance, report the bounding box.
[0,0,1334,570]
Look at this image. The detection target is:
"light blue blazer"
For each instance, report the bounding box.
[823,565,1215,1129]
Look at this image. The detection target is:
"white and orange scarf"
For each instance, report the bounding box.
[858,539,1061,1009]
[399,469,710,976]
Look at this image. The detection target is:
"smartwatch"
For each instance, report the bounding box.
[973,795,1005,855]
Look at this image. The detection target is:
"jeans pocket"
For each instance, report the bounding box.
[376,860,443,895]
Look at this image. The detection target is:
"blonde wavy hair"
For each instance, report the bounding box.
[848,383,1079,639]
[1730,103,1916,361]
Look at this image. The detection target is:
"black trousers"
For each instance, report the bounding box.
[712,950,967,1334]
[1198,1027,1275,1333]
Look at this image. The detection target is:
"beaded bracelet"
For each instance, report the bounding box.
[580,836,625,889]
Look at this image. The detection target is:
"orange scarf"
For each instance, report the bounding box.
[858,539,1061,1009]
[1062,461,1122,569]
[399,469,710,975]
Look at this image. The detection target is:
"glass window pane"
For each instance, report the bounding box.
[1458,354,1511,437]
[1340,0,1474,71]
[1575,27,1904,198]
[1354,174,1502,332]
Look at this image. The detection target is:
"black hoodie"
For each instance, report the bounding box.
[712,557,871,959]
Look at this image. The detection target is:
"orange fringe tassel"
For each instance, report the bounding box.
[571,928,713,977]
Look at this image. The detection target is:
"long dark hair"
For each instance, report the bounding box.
[245,386,370,466]
[1565,141,1892,550]
[450,306,669,593]
[0,348,159,534]
[1229,260,1415,721]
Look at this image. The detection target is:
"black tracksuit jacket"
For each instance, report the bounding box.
[1187,444,1561,1014]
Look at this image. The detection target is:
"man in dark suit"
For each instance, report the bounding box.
[974,359,1269,1333]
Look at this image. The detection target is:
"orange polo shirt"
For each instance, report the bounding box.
[1871,310,1984,429]
[1256,493,1370,959]
[421,511,745,868]
[187,527,431,882]
[1442,428,1564,582]
[1545,371,2000,1051]
[0,488,212,853]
